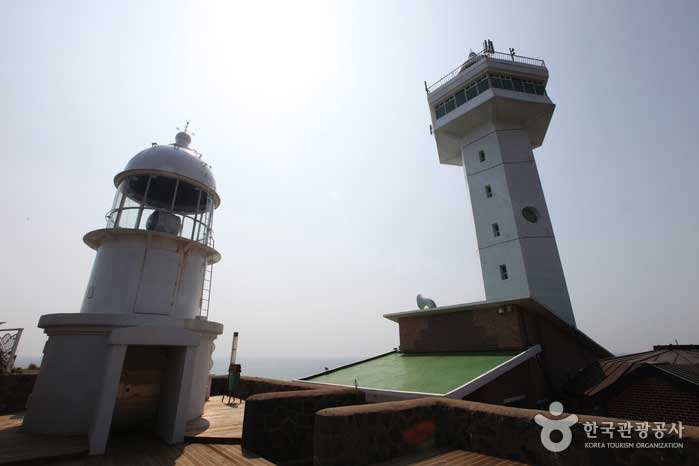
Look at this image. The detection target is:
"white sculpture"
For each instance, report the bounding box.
[416,294,437,310]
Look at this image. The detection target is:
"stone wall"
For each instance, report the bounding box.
[0,372,38,414]
[314,397,699,466]
[243,387,365,466]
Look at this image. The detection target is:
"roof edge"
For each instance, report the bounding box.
[383,297,612,358]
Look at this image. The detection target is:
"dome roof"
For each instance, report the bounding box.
[114,135,219,206]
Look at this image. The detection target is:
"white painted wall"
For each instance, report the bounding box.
[23,333,109,434]
[187,334,216,419]
[81,233,207,319]
[23,315,222,448]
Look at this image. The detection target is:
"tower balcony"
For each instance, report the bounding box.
[426,50,554,166]
[426,50,547,95]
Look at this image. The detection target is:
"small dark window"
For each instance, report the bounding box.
[501,77,513,91]
[535,84,546,95]
[466,85,478,100]
[477,77,490,93]
[523,81,536,94]
[489,75,502,88]
[478,150,486,162]
[499,264,508,280]
[485,185,493,198]
[511,78,524,92]
[435,104,445,119]
[492,222,500,237]
[445,96,456,113]
[455,89,466,106]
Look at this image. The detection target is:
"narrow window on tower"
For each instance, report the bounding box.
[479,150,486,162]
[485,185,493,198]
[499,264,508,280]
[492,222,500,237]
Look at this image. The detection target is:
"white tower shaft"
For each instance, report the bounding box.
[462,125,575,326]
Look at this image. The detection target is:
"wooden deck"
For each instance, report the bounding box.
[55,438,274,466]
[0,397,264,466]
[185,396,245,443]
[0,412,88,464]
[369,448,529,466]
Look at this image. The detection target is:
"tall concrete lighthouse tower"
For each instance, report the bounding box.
[426,43,576,327]
[24,131,224,453]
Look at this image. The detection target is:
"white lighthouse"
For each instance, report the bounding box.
[426,43,576,327]
[23,131,224,453]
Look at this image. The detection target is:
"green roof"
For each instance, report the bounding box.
[302,351,519,395]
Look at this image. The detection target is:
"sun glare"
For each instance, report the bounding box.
[190,1,343,116]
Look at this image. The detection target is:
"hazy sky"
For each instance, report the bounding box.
[2,1,698,366]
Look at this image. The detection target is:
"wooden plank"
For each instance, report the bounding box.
[0,412,88,464]
[369,449,529,466]
[49,438,274,466]
[185,396,244,442]
[0,409,272,466]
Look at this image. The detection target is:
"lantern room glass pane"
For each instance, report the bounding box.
[197,210,210,242]
[173,181,201,214]
[117,207,139,229]
[107,180,127,227]
[144,176,177,211]
[125,176,150,205]
[106,173,215,243]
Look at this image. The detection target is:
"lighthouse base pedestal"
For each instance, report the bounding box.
[22,313,223,454]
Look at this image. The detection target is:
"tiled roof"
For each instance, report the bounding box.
[652,363,699,388]
[567,345,699,396]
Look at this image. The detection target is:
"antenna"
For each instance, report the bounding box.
[176,121,196,137]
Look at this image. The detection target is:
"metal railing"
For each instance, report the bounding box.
[426,49,546,94]
[0,328,23,372]
[104,207,215,248]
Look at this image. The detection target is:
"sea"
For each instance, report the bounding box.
[14,354,359,381]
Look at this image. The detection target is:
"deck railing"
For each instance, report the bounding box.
[426,49,546,94]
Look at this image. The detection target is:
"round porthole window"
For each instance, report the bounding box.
[522,206,539,223]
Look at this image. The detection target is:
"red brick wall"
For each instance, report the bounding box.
[604,371,699,426]
[398,306,527,352]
